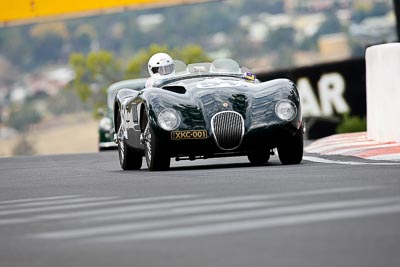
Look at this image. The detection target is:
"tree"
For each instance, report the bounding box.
[267,27,295,49]
[0,56,19,87]
[71,24,96,54]
[0,26,35,70]
[12,136,36,156]
[33,33,64,64]
[69,50,124,115]
[7,103,43,132]
[174,45,211,65]
[30,22,70,64]
[316,12,343,36]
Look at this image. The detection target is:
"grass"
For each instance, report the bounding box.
[0,113,98,157]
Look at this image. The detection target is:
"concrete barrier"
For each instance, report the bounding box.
[366,43,400,143]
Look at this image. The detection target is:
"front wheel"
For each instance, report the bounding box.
[143,122,170,171]
[277,129,303,165]
[118,138,143,170]
[247,150,270,166]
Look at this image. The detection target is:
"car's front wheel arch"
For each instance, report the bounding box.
[114,102,121,134]
[139,105,148,133]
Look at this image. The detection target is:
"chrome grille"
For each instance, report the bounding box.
[211,111,244,150]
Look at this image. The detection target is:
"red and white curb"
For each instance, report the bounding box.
[305,132,400,161]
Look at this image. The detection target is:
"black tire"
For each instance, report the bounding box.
[247,150,270,166]
[118,138,142,170]
[277,129,304,165]
[143,122,170,171]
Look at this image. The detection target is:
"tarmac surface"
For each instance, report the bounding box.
[0,146,399,267]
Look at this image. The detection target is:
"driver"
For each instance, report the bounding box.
[145,53,175,87]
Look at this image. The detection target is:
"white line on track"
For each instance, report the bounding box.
[93,203,400,242]
[0,196,120,210]
[0,195,80,205]
[0,195,197,216]
[66,201,279,223]
[120,204,400,241]
[0,186,379,225]
[32,197,400,241]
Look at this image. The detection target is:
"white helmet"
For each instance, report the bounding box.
[147,53,175,78]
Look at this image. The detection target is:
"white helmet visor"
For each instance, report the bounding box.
[151,63,175,76]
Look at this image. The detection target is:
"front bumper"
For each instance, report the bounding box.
[153,121,301,157]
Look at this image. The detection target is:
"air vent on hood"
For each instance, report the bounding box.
[162,86,186,94]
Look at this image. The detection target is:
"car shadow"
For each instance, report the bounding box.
[108,158,308,173]
[168,161,286,172]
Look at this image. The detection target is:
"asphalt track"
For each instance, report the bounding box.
[0,150,400,267]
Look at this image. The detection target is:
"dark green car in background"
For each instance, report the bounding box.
[98,78,147,151]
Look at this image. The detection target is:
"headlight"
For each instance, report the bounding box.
[158,108,181,131]
[275,100,297,121]
[99,117,112,131]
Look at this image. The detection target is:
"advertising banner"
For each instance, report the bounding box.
[256,58,366,138]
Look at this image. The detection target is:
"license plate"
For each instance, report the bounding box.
[171,130,207,140]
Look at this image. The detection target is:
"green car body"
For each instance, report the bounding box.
[113,59,304,170]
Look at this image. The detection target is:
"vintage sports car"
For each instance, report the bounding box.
[98,78,147,151]
[113,59,303,171]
